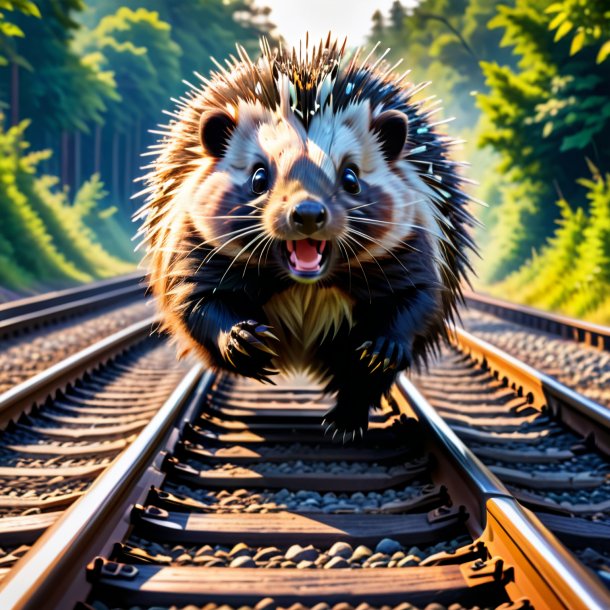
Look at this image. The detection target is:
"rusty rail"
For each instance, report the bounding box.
[464,291,610,351]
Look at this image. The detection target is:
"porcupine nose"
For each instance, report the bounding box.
[292,201,327,235]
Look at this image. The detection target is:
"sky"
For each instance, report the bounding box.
[260,0,418,48]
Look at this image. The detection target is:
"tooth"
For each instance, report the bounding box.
[319,240,326,253]
[286,241,294,253]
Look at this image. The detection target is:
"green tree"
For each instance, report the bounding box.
[545,0,610,63]
[0,119,89,286]
[477,0,610,281]
[0,1,113,134]
[0,0,39,65]
[76,7,181,205]
[371,10,385,40]
[564,168,610,315]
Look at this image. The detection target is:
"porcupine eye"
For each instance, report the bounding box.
[251,165,269,195]
[342,166,361,195]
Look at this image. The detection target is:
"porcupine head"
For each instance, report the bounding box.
[137,36,476,441]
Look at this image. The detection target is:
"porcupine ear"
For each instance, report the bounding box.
[371,110,408,162]
[199,111,236,158]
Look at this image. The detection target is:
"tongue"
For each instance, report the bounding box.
[290,239,323,272]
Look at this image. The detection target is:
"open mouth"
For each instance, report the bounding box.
[283,239,330,280]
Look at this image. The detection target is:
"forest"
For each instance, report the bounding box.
[0,0,609,323]
[0,0,276,294]
[371,0,610,323]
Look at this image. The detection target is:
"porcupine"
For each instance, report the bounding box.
[136,36,477,442]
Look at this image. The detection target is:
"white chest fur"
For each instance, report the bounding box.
[263,284,354,375]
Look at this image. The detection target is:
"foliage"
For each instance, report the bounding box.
[477,0,610,282]
[0,0,279,293]
[76,7,181,131]
[490,167,610,321]
[545,0,610,63]
[0,117,133,290]
[0,0,39,66]
[368,0,515,129]
[28,173,134,278]
[80,0,277,101]
[75,174,137,261]
[369,1,610,321]
[0,1,114,134]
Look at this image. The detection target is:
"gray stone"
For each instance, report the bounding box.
[228,542,251,558]
[254,598,277,610]
[230,556,256,568]
[351,545,373,561]
[286,545,319,563]
[328,541,353,558]
[375,538,402,555]
[324,556,350,569]
[254,547,282,562]
[397,555,420,567]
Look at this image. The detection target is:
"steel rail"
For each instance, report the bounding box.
[0,316,158,428]
[463,290,610,351]
[394,375,610,610]
[450,326,610,456]
[0,364,208,610]
[0,272,145,337]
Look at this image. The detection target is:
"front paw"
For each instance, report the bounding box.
[220,320,279,384]
[355,337,410,374]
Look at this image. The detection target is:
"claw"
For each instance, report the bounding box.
[352,430,356,442]
[231,340,248,356]
[356,340,372,352]
[332,429,339,441]
[256,326,280,342]
[370,360,382,374]
[225,351,236,367]
[250,340,279,357]
[360,349,369,361]
[359,427,364,439]
[324,422,336,436]
[343,431,349,445]
[382,357,391,372]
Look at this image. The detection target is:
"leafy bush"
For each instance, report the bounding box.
[0,118,134,291]
[0,120,89,287]
[488,167,610,323]
[74,174,138,262]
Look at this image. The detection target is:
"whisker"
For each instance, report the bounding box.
[215,230,267,289]
[335,237,352,293]
[190,214,263,220]
[346,228,415,287]
[343,232,394,293]
[196,226,264,274]
[339,236,372,303]
[259,235,276,275]
[243,232,272,277]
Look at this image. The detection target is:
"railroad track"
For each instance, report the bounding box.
[411,327,610,587]
[463,291,610,352]
[0,316,193,584]
[460,292,610,408]
[0,273,150,394]
[0,272,145,337]
[0,359,606,608]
